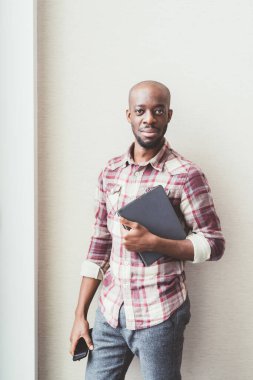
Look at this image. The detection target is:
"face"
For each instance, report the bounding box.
[126,85,173,149]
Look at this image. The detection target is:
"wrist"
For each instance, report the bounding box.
[149,233,158,251]
[75,307,88,320]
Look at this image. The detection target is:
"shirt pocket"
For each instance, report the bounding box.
[106,184,122,217]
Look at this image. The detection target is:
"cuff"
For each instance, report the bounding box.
[186,232,211,263]
[80,260,104,280]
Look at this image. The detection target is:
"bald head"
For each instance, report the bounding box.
[128,80,171,108]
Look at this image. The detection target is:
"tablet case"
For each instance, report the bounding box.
[117,185,186,266]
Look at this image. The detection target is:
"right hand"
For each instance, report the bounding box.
[69,316,94,356]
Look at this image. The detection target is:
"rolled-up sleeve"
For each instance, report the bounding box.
[80,169,112,278]
[180,166,225,263]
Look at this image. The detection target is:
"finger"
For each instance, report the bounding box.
[119,217,137,229]
[69,338,78,356]
[120,223,127,236]
[83,332,94,350]
[123,237,135,251]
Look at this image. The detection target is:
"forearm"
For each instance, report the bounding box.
[151,235,194,261]
[75,276,101,319]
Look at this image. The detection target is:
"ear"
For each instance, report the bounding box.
[126,109,131,123]
[167,109,173,122]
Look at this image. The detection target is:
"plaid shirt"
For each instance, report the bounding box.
[80,139,225,330]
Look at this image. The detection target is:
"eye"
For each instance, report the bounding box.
[135,108,144,115]
[154,108,165,115]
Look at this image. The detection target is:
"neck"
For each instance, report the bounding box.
[133,138,164,164]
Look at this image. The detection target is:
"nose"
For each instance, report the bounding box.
[143,110,156,125]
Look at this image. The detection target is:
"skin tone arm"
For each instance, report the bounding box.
[69,276,101,356]
[120,217,194,261]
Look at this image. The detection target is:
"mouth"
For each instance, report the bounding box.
[140,129,159,138]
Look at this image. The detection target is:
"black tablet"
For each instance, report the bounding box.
[117,185,186,266]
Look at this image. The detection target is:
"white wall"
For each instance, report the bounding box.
[38,1,253,379]
[0,1,37,379]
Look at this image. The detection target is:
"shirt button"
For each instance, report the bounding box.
[124,260,129,265]
[134,171,139,176]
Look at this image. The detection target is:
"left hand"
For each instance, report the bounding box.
[119,217,155,252]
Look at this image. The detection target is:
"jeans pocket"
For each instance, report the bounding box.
[172,296,191,327]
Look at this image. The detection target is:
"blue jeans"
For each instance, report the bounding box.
[85,295,191,380]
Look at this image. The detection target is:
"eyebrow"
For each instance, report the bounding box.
[134,104,166,108]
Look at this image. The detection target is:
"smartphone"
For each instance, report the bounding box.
[73,328,93,361]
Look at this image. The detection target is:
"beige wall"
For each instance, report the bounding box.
[38,1,253,379]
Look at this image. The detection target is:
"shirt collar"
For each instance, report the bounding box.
[121,138,172,172]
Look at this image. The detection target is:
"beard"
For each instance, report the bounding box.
[132,124,168,149]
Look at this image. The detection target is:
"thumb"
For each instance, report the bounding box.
[119,217,137,229]
[83,330,94,350]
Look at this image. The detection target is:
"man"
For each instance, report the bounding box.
[69,80,225,380]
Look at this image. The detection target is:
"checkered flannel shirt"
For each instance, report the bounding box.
[80,139,225,330]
